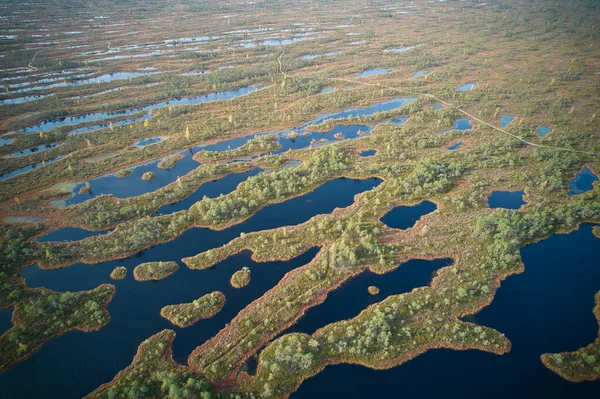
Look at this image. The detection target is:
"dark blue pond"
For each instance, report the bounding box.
[500,114,515,129]
[568,167,598,198]
[488,190,525,210]
[292,224,600,399]
[37,227,112,242]
[284,258,453,336]
[0,178,382,399]
[153,168,263,216]
[456,82,477,91]
[536,126,552,138]
[359,150,377,157]
[380,201,437,230]
[447,142,464,151]
[453,119,472,131]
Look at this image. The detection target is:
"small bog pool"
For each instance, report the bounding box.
[488,190,525,210]
[381,201,437,230]
[456,82,477,91]
[500,114,515,128]
[453,119,472,130]
[568,167,598,198]
[359,150,377,157]
[446,142,464,151]
[536,126,552,138]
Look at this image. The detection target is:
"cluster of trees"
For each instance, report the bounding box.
[0,285,114,373]
[160,292,225,328]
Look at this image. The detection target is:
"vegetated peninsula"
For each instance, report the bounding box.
[133,261,179,282]
[541,291,600,382]
[0,0,599,398]
[160,291,226,328]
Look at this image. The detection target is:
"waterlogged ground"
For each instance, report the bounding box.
[0,0,599,398]
[292,225,600,399]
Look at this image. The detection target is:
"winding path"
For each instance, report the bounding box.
[278,49,600,157]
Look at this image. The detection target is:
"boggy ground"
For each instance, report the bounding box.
[0,0,599,398]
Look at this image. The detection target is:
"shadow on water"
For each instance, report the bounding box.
[488,190,526,210]
[0,178,383,399]
[292,224,600,399]
[380,201,437,230]
[359,149,377,157]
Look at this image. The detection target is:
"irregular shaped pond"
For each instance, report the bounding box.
[568,167,598,198]
[488,190,525,210]
[61,152,199,206]
[359,150,377,157]
[500,114,515,128]
[430,104,444,109]
[284,258,453,336]
[410,69,433,78]
[3,178,383,398]
[446,141,464,151]
[0,308,13,336]
[320,87,335,94]
[456,82,477,91]
[536,126,552,138]
[356,68,393,77]
[292,224,600,399]
[380,200,437,230]
[453,119,472,130]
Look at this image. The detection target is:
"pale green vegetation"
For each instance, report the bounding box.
[141,172,155,181]
[133,261,179,282]
[231,267,251,288]
[0,0,599,397]
[160,292,225,328]
[157,154,185,170]
[110,266,127,280]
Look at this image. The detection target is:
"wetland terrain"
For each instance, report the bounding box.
[0,0,599,398]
